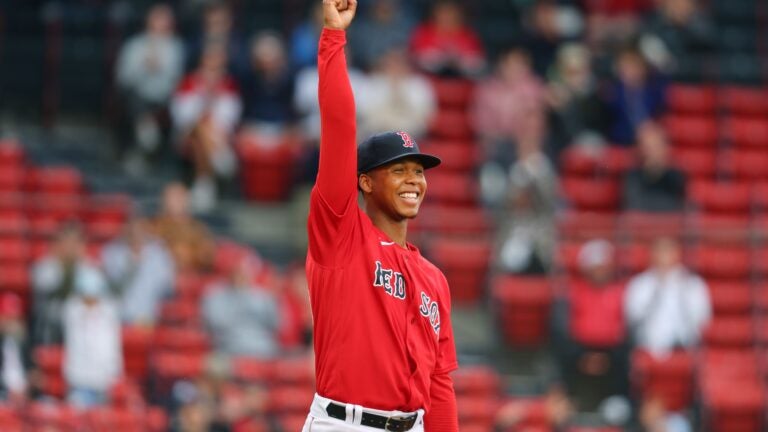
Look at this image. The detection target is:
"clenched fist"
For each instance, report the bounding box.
[322,0,357,31]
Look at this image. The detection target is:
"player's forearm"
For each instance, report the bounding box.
[424,372,459,432]
[317,28,357,212]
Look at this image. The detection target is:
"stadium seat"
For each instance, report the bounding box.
[557,211,618,240]
[703,317,755,348]
[687,244,751,279]
[688,180,752,215]
[152,326,210,354]
[266,386,315,414]
[270,356,315,386]
[707,281,752,317]
[721,149,768,180]
[158,299,201,327]
[231,357,273,383]
[456,394,499,428]
[452,365,502,397]
[616,242,651,275]
[0,236,30,264]
[419,139,480,172]
[561,178,621,212]
[121,326,154,381]
[491,276,553,347]
[0,167,25,193]
[422,171,479,206]
[671,147,718,180]
[0,142,25,168]
[666,84,717,114]
[152,351,206,380]
[428,108,473,140]
[725,116,768,148]
[431,78,475,108]
[236,135,301,202]
[631,349,694,411]
[0,263,31,294]
[721,85,768,116]
[428,237,492,304]
[26,167,84,196]
[662,114,719,148]
[620,212,685,240]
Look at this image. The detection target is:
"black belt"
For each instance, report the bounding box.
[326,402,418,431]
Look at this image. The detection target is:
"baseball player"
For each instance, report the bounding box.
[302,1,459,431]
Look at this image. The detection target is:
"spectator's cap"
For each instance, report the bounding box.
[357,131,441,175]
[578,239,614,270]
[0,294,23,320]
[74,268,108,299]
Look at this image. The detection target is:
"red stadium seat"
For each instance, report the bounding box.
[686,244,751,279]
[671,148,718,180]
[419,140,480,172]
[707,281,752,317]
[266,386,315,414]
[491,276,553,347]
[0,236,30,264]
[662,114,719,148]
[721,85,768,116]
[703,317,755,349]
[631,349,694,411]
[561,178,621,212]
[26,167,84,196]
[423,171,479,206]
[236,135,301,202]
[158,299,201,327]
[231,357,273,383]
[0,141,25,168]
[557,211,618,240]
[456,394,499,427]
[121,326,154,381]
[153,326,210,354]
[620,212,685,240]
[452,365,502,397]
[431,78,475,108]
[428,109,473,140]
[0,167,25,193]
[616,242,651,275]
[152,351,206,380]
[721,149,768,180]
[428,237,492,304]
[0,263,31,294]
[725,116,768,148]
[666,84,717,114]
[688,180,752,214]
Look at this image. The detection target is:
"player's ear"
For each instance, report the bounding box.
[358,173,373,194]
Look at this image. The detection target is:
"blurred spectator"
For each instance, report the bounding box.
[359,48,436,139]
[240,32,296,135]
[171,381,220,432]
[101,219,175,326]
[0,295,29,404]
[186,1,248,78]
[116,3,184,175]
[409,0,486,77]
[349,0,416,70]
[171,42,242,212]
[641,0,713,72]
[639,396,692,432]
[623,122,686,212]
[494,113,558,274]
[603,44,667,146]
[290,2,324,69]
[31,223,101,346]
[473,48,547,167]
[202,254,281,358]
[547,43,608,151]
[150,183,216,273]
[625,237,711,359]
[553,240,628,410]
[63,267,123,408]
[521,0,579,77]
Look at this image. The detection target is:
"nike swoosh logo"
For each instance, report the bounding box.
[380,241,396,246]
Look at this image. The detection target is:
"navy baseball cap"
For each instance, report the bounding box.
[357,131,441,175]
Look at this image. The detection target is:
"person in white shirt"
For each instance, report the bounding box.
[0,295,29,403]
[624,237,711,359]
[358,47,436,139]
[63,267,123,408]
[101,218,175,326]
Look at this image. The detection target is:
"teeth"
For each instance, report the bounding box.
[400,192,418,199]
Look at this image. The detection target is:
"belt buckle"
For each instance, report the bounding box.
[384,415,412,431]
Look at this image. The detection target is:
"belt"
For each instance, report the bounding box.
[326,402,418,431]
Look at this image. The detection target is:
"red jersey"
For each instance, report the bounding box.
[569,278,626,348]
[306,28,458,424]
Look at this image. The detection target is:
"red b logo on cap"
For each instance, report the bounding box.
[396,131,415,148]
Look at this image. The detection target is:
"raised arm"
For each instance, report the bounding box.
[316,0,359,214]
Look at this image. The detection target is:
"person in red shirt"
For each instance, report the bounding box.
[301,1,459,431]
[552,239,629,410]
[409,0,486,78]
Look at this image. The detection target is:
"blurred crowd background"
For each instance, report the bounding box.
[0,0,766,431]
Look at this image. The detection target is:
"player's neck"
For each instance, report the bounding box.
[366,209,409,249]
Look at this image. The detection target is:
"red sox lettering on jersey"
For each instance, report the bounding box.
[373,261,441,338]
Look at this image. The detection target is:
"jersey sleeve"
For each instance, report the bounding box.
[424,372,458,432]
[434,272,458,375]
[307,29,360,268]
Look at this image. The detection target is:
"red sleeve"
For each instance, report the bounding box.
[424,372,458,432]
[316,28,357,212]
[307,29,360,268]
[434,273,458,374]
